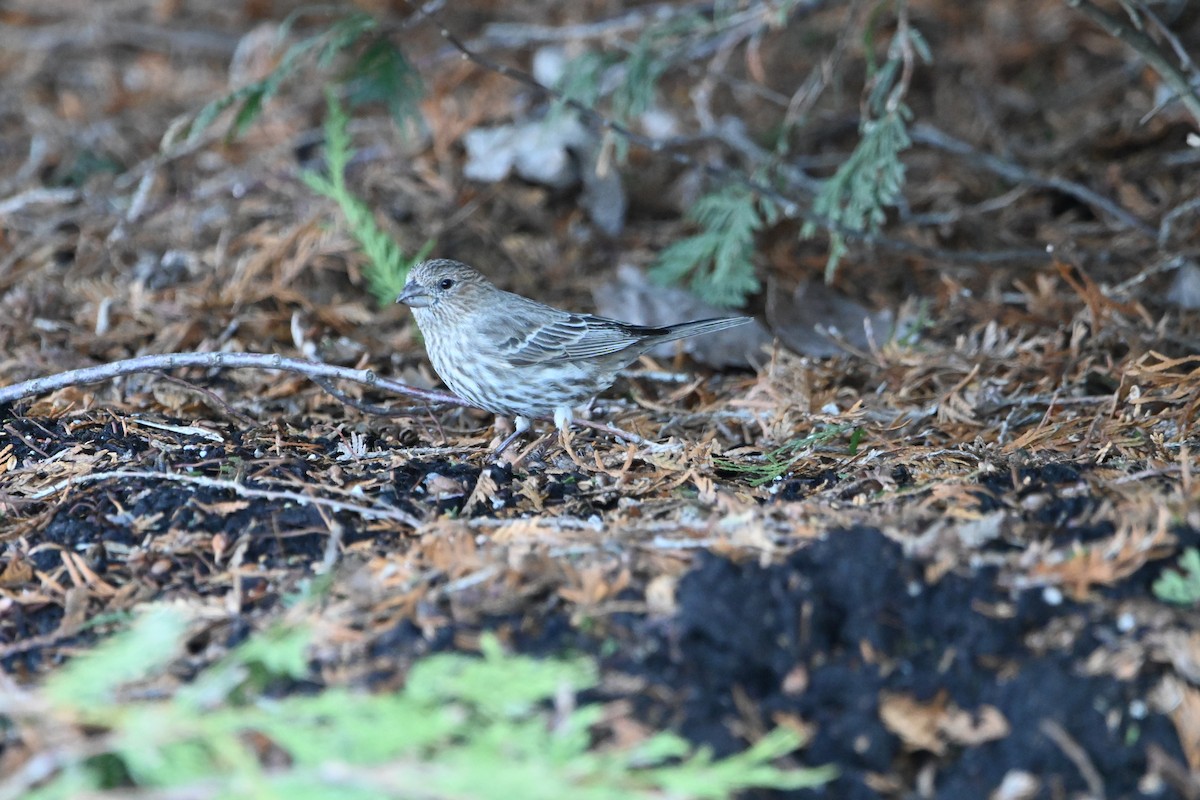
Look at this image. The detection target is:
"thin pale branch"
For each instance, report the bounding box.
[25,469,423,526]
[0,352,650,445]
[0,352,464,408]
[911,123,1156,236]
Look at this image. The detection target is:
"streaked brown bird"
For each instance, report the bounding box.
[397,259,751,451]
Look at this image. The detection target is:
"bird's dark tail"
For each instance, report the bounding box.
[654,316,753,344]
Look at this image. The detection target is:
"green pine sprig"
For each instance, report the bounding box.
[300,91,433,305]
[651,184,778,308]
[23,606,837,799]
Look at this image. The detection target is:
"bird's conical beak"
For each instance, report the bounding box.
[396,281,433,308]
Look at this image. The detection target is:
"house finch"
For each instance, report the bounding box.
[397,259,751,449]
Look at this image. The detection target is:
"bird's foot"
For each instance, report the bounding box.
[491,415,531,459]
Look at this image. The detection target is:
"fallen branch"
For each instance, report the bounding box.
[0,351,466,408]
[27,469,423,526]
[0,351,650,445]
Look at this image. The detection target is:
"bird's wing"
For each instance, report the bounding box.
[483,304,654,366]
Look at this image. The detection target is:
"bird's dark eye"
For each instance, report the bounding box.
[438,278,455,291]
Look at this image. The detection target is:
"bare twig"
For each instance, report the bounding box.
[783,0,863,130]
[911,123,1155,236]
[567,418,650,446]
[26,469,423,526]
[1039,719,1106,799]
[151,372,259,426]
[0,135,51,197]
[1065,0,1200,130]
[4,423,49,457]
[0,352,465,408]
[1110,254,1190,295]
[0,352,651,446]
[311,376,434,418]
[900,185,1030,227]
[0,188,80,216]
[1147,744,1200,800]
[478,2,707,47]
[1132,1,1197,77]
[884,2,917,116]
[1159,197,1200,247]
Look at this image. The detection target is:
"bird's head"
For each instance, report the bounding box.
[396,259,493,313]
